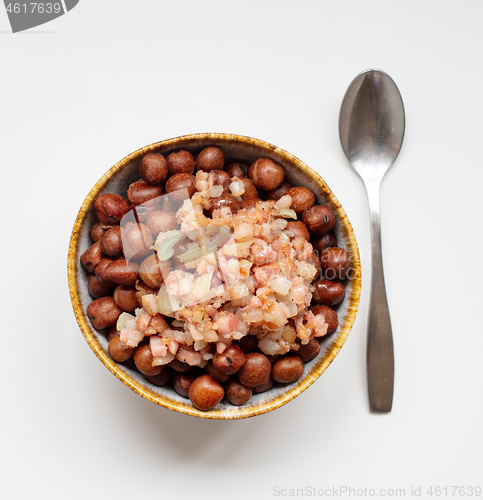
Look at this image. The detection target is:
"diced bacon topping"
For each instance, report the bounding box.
[150,335,168,358]
[250,239,278,266]
[213,311,239,337]
[136,312,152,332]
[176,347,203,366]
[107,192,340,373]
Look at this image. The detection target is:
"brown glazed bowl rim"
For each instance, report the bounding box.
[67,133,361,420]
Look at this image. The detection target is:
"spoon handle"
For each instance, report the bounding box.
[365,180,394,412]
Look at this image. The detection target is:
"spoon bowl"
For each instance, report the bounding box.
[339,69,405,413]
[340,69,405,182]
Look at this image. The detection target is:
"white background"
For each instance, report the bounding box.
[1,1,482,499]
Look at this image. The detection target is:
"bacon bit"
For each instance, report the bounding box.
[120,328,144,348]
[176,347,202,366]
[150,336,168,358]
[296,303,306,313]
[250,239,278,266]
[188,322,204,342]
[255,287,272,301]
[168,341,179,355]
[144,326,157,336]
[136,312,152,332]
[305,311,329,338]
[294,312,304,331]
[195,213,211,227]
[195,171,209,192]
[141,294,159,316]
[253,262,281,287]
[150,314,169,333]
[210,206,233,226]
[242,296,263,312]
[216,341,228,354]
[163,328,188,344]
[177,308,193,319]
[205,305,218,318]
[213,311,239,336]
[216,250,239,287]
[298,240,314,261]
[290,277,306,304]
[253,267,268,287]
[197,318,214,333]
[297,325,311,344]
[190,306,204,323]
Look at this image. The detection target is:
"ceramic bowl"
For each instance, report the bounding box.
[68,133,361,419]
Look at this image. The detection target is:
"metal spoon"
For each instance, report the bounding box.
[339,69,405,413]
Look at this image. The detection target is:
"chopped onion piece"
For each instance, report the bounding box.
[275,218,288,230]
[152,352,176,366]
[227,258,240,275]
[203,240,218,256]
[203,330,219,342]
[157,285,176,314]
[278,232,291,245]
[185,257,201,270]
[233,222,254,241]
[275,195,292,209]
[296,260,317,279]
[209,185,224,198]
[280,261,291,275]
[236,240,254,252]
[221,239,253,257]
[263,304,288,328]
[277,296,298,317]
[142,294,159,316]
[153,230,186,261]
[194,340,208,351]
[282,324,297,343]
[218,226,231,236]
[229,179,245,197]
[258,335,286,355]
[268,275,292,295]
[243,309,264,323]
[116,312,136,331]
[192,272,213,301]
[221,242,237,256]
[230,281,249,300]
[177,246,202,263]
[204,225,220,237]
[276,208,297,219]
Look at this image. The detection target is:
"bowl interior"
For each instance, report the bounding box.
[68,133,361,419]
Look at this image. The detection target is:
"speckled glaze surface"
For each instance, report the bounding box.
[67,133,361,419]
